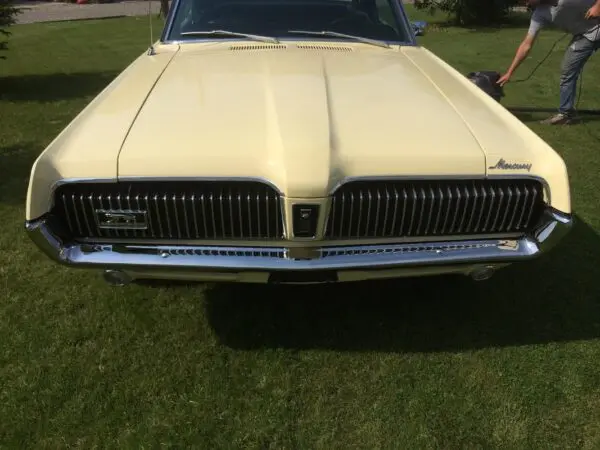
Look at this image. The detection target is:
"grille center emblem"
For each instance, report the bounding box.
[95,210,148,230]
[292,204,320,238]
[299,208,312,220]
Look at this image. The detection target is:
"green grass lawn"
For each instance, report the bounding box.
[3,8,600,448]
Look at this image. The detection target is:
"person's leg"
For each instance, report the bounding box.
[542,35,596,124]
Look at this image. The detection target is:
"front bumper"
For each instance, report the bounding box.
[25,208,573,283]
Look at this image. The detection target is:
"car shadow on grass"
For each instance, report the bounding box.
[204,214,600,353]
[0,72,119,103]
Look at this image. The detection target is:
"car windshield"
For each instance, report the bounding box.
[166,0,411,44]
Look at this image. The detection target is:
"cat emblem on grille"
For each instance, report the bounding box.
[95,210,148,230]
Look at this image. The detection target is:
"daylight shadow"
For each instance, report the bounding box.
[464,13,532,33]
[0,71,118,103]
[204,214,600,353]
[0,142,42,207]
[508,106,600,115]
[508,106,600,123]
[426,12,531,33]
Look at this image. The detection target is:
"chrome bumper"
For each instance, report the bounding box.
[25,208,572,275]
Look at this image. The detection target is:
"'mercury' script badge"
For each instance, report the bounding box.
[488,158,532,172]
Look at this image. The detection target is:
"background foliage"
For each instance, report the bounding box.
[0,0,20,57]
[414,0,524,25]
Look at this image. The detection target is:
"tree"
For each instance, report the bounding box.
[0,0,20,58]
[414,0,521,26]
[159,0,169,19]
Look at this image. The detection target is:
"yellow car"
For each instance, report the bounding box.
[25,0,572,285]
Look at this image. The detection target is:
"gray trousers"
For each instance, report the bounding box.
[559,35,600,114]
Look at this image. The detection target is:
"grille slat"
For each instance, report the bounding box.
[182,194,191,239]
[325,179,545,239]
[274,193,280,238]
[246,193,252,237]
[365,190,372,237]
[498,187,512,232]
[506,187,519,232]
[255,192,261,238]
[441,186,452,235]
[475,186,487,231]
[229,190,236,238]
[190,194,199,238]
[373,189,381,235]
[416,187,425,235]
[491,189,505,231]
[71,194,83,236]
[345,192,351,237]
[173,194,182,238]
[450,186,461,234]
[153,195,163,237]
[79,194,92,236]
[457,185,469,234]
[357,191,363,237]
[516,186,530,230]
[219,193,227,238]
[62,194,74,233]
[399,188,407,236]
[106,195,115,238]
[408,187,417,235]
[265,190,270,238]
[425,186,435,235]
[483,187,495,232]
[116,194,124,238]
[52,181,284,241]
[525,185,539,226]
[162,195,171,238]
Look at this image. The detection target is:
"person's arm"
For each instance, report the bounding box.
[497,10,544,86]
[497,32,537,86]
[585,0,600,19]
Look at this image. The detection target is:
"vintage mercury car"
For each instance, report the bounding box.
[25,0,573,285]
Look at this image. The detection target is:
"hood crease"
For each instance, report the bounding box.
[401,48,488,169]
[116,45,180,177]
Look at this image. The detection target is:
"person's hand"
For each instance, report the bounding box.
[585,4,600,19]
[497,72,512,86]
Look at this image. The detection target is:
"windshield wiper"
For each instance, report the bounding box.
[180,30,280,44]
[287,30,391,49]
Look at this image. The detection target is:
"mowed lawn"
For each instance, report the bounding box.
[3,8,600,448]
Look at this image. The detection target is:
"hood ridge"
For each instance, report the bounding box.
[117,46,488,196]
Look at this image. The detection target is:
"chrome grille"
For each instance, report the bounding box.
[51,181,284,240]
[325,179,545,239]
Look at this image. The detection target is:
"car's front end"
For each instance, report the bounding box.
[24,0,573,285]
[26,175,571,285]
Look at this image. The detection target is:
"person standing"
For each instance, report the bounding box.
[498,0,600,124]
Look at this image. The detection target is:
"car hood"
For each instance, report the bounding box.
[117,43,489,197]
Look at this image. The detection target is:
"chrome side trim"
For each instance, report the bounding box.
[76,231,525,246]
[534,207,573,252]
[25,208,572,273]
